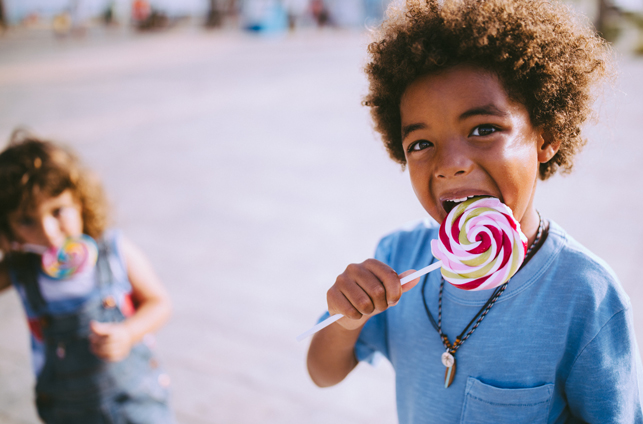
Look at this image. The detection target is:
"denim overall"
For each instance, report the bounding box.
[11,237,174,424]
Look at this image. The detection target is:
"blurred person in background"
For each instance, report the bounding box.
[132,0,151,28]
[241,0,288,33]
[52,11,72,37]
[283,0,309,30]
[205,0,223,28]
[0,131,175,424]
[311,0,330,26]
[102,1,116,26]
[364,0,386,24]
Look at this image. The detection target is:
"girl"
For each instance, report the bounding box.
[0,131,175,423]
[307,0,643,423]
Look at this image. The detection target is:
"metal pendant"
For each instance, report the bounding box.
[441,351,456,388]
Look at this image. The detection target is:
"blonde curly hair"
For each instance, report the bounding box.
[363,0,613,179]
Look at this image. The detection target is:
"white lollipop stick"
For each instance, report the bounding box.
[296,261,442,342]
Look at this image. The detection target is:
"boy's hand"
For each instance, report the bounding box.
[327,259,421,331]
[89,321,134,362]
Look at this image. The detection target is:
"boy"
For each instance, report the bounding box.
[307,1,643,422]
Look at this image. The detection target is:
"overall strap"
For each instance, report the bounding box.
[9,253,48,315]
[95,234,116,294]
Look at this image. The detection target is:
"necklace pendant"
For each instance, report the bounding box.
[441,351,454,367]
[441,351,456,388]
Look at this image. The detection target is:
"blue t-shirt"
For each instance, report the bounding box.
[354,219,643,424]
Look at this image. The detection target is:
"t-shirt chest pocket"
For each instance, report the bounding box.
[460,377,554,424]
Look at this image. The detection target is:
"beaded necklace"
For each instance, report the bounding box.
[421,213,545,388]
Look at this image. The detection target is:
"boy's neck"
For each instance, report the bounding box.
[521,208,542,248]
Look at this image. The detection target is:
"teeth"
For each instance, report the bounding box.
[448,195,476,203]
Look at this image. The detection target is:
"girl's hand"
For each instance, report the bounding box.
[89,321,134,362]
[327,259,421,331]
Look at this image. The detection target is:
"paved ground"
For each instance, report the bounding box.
[0,23,641,424]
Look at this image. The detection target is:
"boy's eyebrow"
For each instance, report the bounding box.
[459,104,508,121]
[401,104,509,140]
[401,123,427,140]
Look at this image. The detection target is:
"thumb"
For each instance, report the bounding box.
[90,321,112,336]
[398,269,421,293]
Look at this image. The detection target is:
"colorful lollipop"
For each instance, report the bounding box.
[431,197,527,291]
[41,235,98,280]
[296,197,527,341]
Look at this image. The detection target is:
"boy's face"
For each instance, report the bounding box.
[400,65,554,236]
[7,189,83,250]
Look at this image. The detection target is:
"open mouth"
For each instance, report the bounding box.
[441,195,490,215]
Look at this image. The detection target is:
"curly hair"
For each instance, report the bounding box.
[363,0,613,179]
[0,130,109,246]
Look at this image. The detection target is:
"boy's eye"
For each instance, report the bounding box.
[470,125,497,137]
[52,208,61,218]
[407,140,433,153]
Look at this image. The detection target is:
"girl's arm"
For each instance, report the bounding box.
[306,262,419,387]
[0,234,12,292]
[0,261,11,293]
[89,236,172,361]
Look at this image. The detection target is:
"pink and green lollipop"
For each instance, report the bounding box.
[432,196,528,291]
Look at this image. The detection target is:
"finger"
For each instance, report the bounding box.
[90,321,113,337]
[92,346,118,361]
[362,259,402,306]
[398,269,421,294]
[88,333,106,345]
[91,339,121,360]
[327,286,363,320]
[334,272,376,316]
[90,335,114,351]
[90,339,109,357]
[346,263,390,312]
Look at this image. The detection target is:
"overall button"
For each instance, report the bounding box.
[102,296,116,308]
[158,373,171,388]
[40,316,51,328]
[56,342,65,359]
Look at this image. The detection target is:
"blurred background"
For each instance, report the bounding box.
[0,0,641,423]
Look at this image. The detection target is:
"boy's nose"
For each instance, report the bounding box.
[434,140,474,179]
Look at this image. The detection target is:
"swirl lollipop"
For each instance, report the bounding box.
[431,197,527,291]
[296,197,527,341]
[41,235,98,280]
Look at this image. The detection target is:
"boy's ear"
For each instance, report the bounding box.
[537,129,560,163]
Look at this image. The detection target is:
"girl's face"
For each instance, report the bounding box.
[8,189,83,249]
[400,65,558,242]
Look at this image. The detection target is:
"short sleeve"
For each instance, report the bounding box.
[565,307,643,423]
[353,234,397,364]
